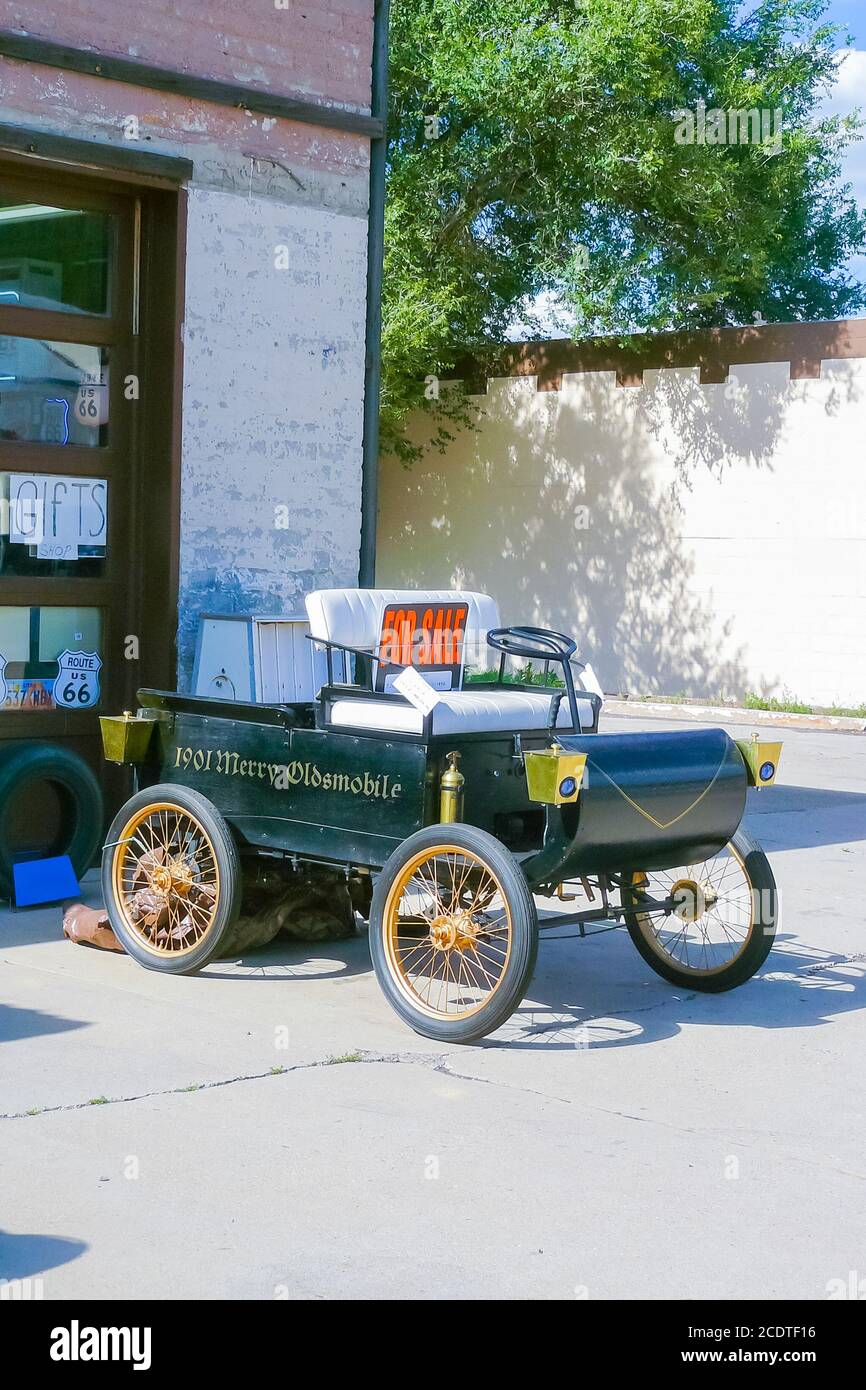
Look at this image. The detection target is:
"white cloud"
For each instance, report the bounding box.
[821,49,866,205]
[820,48,866,285]
[824,47,866,117]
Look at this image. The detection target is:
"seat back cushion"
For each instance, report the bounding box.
[305,589,500,671]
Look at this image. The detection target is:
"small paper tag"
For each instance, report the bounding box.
[580,663,605,701]
[392,664,442,716]
[383,669,452,693]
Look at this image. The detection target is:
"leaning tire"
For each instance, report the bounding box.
[369,823,538,1043]
[621,827,776,993]
[102,783,242,974]
[0,741,104,895]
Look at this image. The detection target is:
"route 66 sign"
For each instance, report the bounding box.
[54,650,102,710]
[74,368,110,429]
[0,654,6,706]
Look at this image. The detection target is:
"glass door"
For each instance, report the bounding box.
[0,167,138,799]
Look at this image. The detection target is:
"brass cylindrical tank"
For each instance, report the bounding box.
[439,750,465,823]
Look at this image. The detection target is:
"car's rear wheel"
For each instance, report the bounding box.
[101,783,241,973]
[620,827,776,992]
[369,823,538,1043]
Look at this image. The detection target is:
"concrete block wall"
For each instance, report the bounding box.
[377,332,866,709]
[0,0,374,682]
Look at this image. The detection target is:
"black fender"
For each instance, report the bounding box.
[522,727,747,883]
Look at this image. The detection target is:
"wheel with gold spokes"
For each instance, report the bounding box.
[620,828,777,992]
[369,824,538,1042]
[101,784,242,974]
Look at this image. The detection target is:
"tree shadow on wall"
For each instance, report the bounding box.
[638,360,860,491]
[380,362,863,698]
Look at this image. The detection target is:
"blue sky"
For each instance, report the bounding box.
[821,0,866,285]
[811,0,864,45]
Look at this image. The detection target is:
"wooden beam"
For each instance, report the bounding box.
[0,120,194,186]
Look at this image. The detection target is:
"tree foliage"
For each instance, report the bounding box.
[382,0,866,459]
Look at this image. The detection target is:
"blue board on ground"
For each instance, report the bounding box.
[12,855,80,907]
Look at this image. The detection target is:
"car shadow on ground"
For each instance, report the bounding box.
[486,925,866,1050]
[202,928,373,982]
[182,921,866,1056]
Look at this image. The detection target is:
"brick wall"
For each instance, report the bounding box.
[0,0,376,683]
[0,1,373,111]
[178,187,368,679]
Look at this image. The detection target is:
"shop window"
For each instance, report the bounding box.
[0,605,103,711]
[0,200,111,316]
[0,338,109,447]
[0,472,107,577]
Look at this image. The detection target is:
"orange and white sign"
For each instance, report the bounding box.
[376,602,469,692]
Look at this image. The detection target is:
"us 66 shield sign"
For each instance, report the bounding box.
[54,650,102,709]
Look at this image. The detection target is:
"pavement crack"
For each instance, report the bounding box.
[5,1051,866,1185]
[0,1046,577,1121]
[0,1050,445,1121]
[798,953,866,975]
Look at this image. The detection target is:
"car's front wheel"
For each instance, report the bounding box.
[369,823,538,1043]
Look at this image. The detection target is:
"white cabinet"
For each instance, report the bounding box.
[191,614,347,704]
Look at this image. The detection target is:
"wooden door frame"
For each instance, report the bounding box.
[0,156,185,776]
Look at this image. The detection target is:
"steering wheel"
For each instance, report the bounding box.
[486,625,576,664]
[486,626,585,731]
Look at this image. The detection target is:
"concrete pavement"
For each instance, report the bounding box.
[1,717,865,1299]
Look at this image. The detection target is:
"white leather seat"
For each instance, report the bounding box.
[329,689,597,736]
[305,587,599,737]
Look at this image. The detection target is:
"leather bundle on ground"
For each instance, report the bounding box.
[63,861,364,958]
[220,860,358,956]
[63,903,124,952]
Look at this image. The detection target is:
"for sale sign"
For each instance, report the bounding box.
[376,602,468,693]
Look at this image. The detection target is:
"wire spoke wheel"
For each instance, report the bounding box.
[103,784,242,974]
[386,847,512,1020]
[621,828,777,993]
[114,802,220,957]
[370,824,538,1042]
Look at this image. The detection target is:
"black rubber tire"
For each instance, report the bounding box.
[0,740,104,895]
[369,823,538,1043]
[101,783,242,975]
[622,827,777,992]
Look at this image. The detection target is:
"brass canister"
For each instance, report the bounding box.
[99,710,157,764]
[439,750,465,823]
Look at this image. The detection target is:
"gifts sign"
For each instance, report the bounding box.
[8,473,108,561]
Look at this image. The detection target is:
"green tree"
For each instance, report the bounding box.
[382,0,866,460]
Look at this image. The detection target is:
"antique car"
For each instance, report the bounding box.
[99,588,782,1043]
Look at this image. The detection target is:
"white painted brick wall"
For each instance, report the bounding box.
[178,185,368,683]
